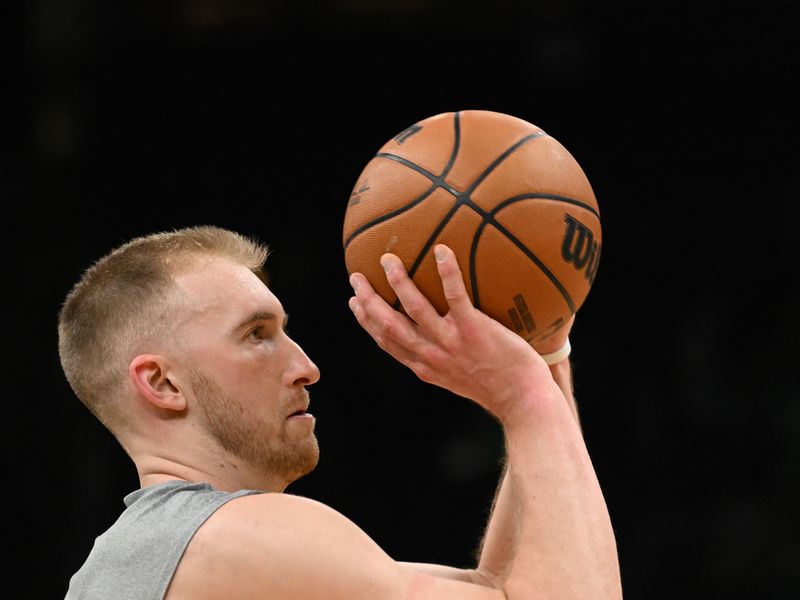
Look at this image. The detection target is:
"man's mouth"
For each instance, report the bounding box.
[286,391,312,420]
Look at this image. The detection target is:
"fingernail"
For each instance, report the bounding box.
[349,274,360,291]
[380,255,392,272]
[434,246,446,262]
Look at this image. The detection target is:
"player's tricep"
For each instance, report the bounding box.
[165,493,506,600]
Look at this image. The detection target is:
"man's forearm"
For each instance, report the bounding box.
[476,360,579,578]
[478,361,621,598]
[500,374,619,598]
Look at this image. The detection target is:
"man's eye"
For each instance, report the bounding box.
[248,327,267,341]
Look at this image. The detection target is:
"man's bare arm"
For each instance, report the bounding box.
[348,246,621,598]
[168,492,507,600]
[476,358,584,583]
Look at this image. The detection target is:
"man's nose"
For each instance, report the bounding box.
[296,355,320,387]
[288,339,320,386]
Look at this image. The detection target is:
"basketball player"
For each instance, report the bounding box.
[60,225,621,599]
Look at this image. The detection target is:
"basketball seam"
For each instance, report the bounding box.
[342,117,462,251]
[392,111,465,308]
[467,193,596,316]
[469,216,577,316]
[462,131,547,196]
[491,193,600,220]
[343,176,441,250]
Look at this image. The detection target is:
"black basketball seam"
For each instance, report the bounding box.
[491,193,600,220]
[393,112,464,309]
[469,213,577,317]
[469,217,486,309]
[343,180,441,250]
[463,131,547,196]
[467,192,596,316]
[374,154,447,185]
[465,189,595,317]
[493,218,576,314]
[343,115,463,252]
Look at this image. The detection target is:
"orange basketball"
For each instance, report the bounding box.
[342,109,601,345]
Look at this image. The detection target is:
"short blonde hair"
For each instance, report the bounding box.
[58,225,269,431]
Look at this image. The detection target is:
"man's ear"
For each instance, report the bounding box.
[129,354,187,412]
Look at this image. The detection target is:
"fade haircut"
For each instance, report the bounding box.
[58,225,269,432]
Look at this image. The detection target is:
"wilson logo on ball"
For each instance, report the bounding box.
[561,215,601,284]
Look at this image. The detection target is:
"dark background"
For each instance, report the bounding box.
[6,1,798,598]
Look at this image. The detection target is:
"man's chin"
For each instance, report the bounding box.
[284,439,320,483]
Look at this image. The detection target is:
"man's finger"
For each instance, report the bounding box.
[433,245,474,318]
[349,272,420,350]
[380,254,445,337]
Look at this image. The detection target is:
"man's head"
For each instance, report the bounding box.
[58,226,320,488]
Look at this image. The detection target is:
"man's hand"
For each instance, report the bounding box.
[348,244,562,422]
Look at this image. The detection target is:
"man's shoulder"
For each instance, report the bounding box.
[166,493,374,599]
[201,491,353,539]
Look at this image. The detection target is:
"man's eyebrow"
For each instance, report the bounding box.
[236,311,289,330]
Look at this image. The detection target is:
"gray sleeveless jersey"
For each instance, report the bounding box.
[65,480,263,600]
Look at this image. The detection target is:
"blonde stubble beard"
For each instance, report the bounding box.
[189,368,319,487]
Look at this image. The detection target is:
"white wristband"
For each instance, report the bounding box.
[540,338,571,365]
